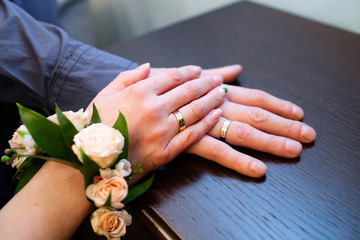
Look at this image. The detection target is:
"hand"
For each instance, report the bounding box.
[186,85,316,177]
[87,63,227,179]
[152,64,316,178]
[151,64,243,83]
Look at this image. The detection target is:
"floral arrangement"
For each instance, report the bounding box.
[1,103,154,240]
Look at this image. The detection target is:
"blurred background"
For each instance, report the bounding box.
[58,0,360,49]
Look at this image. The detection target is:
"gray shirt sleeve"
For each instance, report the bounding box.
[0,0,138,111]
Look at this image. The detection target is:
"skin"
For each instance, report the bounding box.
[0,63,316,239]
[0,64,225,240]
[152,64,316,177]
[88,63,227,180]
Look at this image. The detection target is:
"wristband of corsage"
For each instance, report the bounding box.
[1,103,154,240]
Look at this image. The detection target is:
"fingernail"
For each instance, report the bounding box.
[218,85,228,96]
[192,66,201,74]
[285,140,302,157]
[292,105,304,119]
[250,160,267,176]
[301,125,316,142]
[212,108,222,119]
[213,75,223,85]
[230,64,242,69]
[137,62,150,69]
[216,108,222,115]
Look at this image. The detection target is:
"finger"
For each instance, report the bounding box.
[209,118,303,158]
[225,85,304,120]
[202,64,242,83]
[161,75,224,111]
[149,67,166,76]
[99,63,151,96]
[221,101,316,143]
[165,109,223,162]
[186,135,267,178]
[168,85,227,136]
[143,65,202,94]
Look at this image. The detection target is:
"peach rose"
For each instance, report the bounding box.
[72,123,124,168]
[86,176,128,209]
[91,207,132,240]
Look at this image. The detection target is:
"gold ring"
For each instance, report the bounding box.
[220,120,232,140]
[173,110,186,131]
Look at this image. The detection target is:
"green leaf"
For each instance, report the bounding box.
[112,111,129,162]
[104,191,112,207]
[131,163,143,175]
[81,148,100,188]
[122,162,155,204]
[55,105,78,146]
[90,104,101,124]
[14,158,45,194]
[17,103,70,160]
[17,130,30,138]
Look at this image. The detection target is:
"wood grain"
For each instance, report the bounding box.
[107,2,360,239]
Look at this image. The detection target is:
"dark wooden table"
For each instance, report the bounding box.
[1,1,359,240]
[107,2,360,239]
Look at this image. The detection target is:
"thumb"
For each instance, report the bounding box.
[86,63,151,113]
[202,64,242,83]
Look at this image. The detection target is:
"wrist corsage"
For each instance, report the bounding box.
[2,103,154,240]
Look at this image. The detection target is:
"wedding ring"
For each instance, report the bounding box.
[220,119,232,140]
[173,110,186,132]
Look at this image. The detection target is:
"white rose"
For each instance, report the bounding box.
[115,159,132,177]
[71,123,124,168]
[86,176,128,209]
[8,125,37,168]
[47,108,90,131]
[91,207,132,240]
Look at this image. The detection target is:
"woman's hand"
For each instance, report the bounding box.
[152,64,316,178]
[87,63,227,180]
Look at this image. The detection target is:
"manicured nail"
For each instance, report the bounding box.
[137,62,150,69]
[212,108,222,119]
[218,85,228,96]
[213,75,223,85]
[285,140,302,156]
[230,64,242,69]
[301,125,316,142]
[192,66,201,74]
[216,108,223,115]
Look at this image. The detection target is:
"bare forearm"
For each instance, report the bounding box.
[0,161,91,240]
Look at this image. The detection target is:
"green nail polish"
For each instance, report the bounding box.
[223,87,228,93]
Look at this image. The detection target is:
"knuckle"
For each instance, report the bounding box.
[286,120,302,136]
[252,90,267,105]
[269,136,283,152]
[184,129,200,145]
[128,84,147,97]
[250,107,268,123]
[236,155,252,173]
[234,122,252,139]
[184,82,201,98]
[167,68,183,83]
[190,101,206,119]
[152,126,167,139]
[117,71,127,79]
[142,101,160,116]
[283,101,294,115]
[211,142,228,158]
